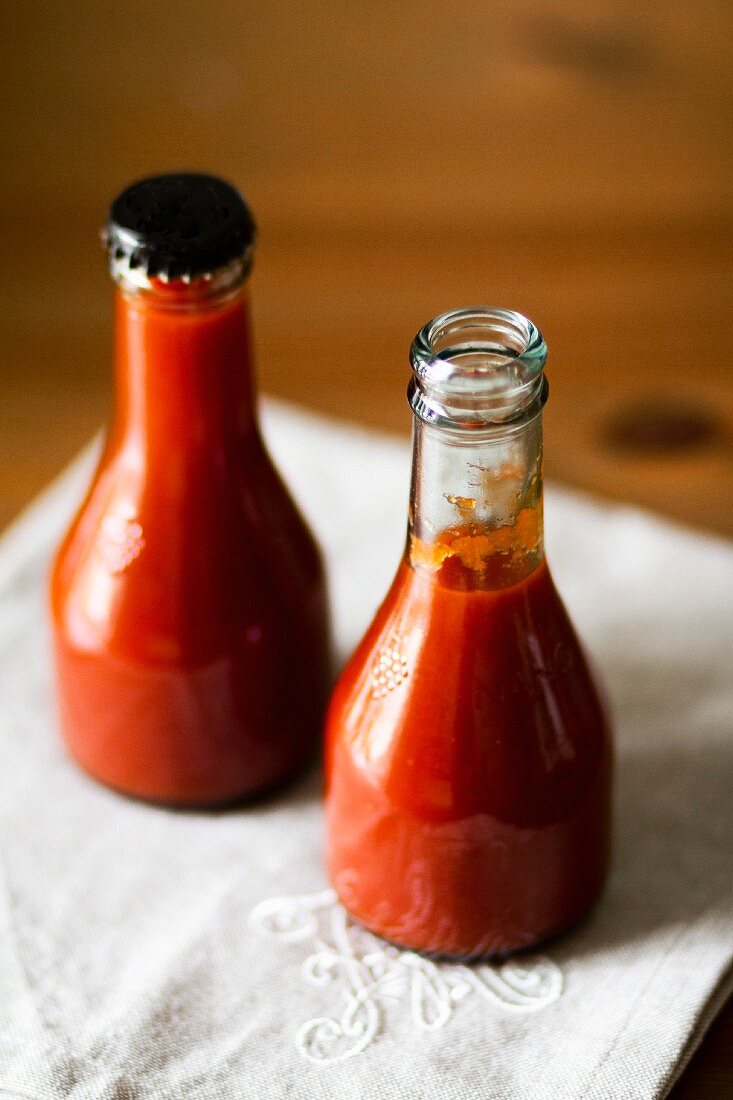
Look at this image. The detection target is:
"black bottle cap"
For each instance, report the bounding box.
[105,173,256,281]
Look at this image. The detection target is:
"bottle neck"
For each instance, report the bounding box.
[110,279,257,459]
[408,413,544,589]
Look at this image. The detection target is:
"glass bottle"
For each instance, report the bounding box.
[325,307,612,958]
[50,174,332,806]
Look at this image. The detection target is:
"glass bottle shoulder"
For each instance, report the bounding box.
[326,546,611,825]
[50,433,327,665]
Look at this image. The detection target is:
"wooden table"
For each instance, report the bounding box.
[1,2,731,1093]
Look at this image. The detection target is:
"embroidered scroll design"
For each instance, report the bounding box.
[249,888,563,1066]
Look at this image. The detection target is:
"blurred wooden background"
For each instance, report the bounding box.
[1,1,731,1093]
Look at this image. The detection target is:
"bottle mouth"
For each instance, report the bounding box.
[409,307,548,430]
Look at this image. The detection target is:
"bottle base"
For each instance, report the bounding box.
[331,881,608,962]
[66,748,320,811]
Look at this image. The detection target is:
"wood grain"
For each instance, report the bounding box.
[1,2,731,1093]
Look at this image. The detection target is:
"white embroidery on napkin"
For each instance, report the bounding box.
[249,888,564,1066]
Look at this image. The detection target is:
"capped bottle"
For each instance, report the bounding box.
[50,173,332,806]
[325,308,612,958]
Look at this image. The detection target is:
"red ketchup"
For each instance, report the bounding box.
[326,309,612,958]
[50,174,332,806]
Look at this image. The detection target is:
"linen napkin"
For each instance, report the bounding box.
[0,402,731,1100]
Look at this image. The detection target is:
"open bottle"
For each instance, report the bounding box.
[326,307,612,958]
[50,174,332,806]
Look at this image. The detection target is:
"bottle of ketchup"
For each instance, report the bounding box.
[326,308,612,958]
[50,173,332,806]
